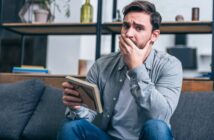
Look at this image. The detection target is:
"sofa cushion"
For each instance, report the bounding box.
[21,86,66,140]
[171,92,214,140]
[0,79,45,140]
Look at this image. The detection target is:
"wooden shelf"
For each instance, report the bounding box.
[0,23,98,35]
[0,21,212,35]
[104,21,212,34]
[160,21,212,34]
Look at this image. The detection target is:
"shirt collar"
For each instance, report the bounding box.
[118,49,155,71]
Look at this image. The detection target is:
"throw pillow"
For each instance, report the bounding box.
[0,79,45,140]
[21,86,66,140]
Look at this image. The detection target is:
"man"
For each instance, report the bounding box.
[58,1,183,140]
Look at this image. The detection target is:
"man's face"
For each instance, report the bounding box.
[121,11,158,49]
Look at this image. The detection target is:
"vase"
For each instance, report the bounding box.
[34,9,49,23]
[80,0,93,23]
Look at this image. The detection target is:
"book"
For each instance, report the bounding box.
[12,67,49,74]
[21,65,45,69]
[65,75,103,113]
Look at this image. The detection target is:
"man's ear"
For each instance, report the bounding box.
[151,29,160,43]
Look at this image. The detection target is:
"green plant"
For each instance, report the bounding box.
[38,0,71,17]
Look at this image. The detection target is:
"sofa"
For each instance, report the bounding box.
[0,78,66,140]
[0,74,214,140]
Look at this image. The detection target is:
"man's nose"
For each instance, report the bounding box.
[125,28,134,38]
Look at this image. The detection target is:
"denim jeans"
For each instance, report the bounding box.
[57,119,173,140]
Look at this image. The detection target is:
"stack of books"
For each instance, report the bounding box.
[12,65,49,74]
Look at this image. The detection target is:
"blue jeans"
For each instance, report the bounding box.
[58,119,173,140]
[140,119,173,140]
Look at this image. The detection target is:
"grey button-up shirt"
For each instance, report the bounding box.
[66,49,183,136]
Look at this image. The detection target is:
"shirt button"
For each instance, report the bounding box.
[107,115,110,118]
[119,79,123,82]
[113,97,116,101]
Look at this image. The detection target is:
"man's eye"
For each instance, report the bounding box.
[122,23,129,29]
[136,26,143,31]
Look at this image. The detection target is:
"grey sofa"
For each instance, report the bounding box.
[171,92,214,140]
[0,78,214,140]
[0,79,66,140]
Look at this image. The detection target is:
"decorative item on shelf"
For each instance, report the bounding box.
[33,0,54,23]
[78,59,93,76]
[80,0,93,23]
[19,0,71,23]
[34,8,50,23]
[113,9,122,22]
[12,65,49,74]
[175,15,184,22]
[192,7,200,21]
[19,0,41,23]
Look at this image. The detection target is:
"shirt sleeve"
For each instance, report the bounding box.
[65,106,97,122]
[127,57,183,121]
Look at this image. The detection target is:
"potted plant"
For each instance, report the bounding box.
[34,0,71,22]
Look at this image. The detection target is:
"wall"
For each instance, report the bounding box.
[47,0,212,77]
[46,0,82,74]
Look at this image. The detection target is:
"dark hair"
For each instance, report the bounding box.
[123,0,162,31]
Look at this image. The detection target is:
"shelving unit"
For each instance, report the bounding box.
[1,21,212,35]
[0,0,214,81]
[0,0,104,64]
[212,0,214,80]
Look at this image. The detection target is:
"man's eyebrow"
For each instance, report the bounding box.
[123,20,145,27]
[133,21,145,27]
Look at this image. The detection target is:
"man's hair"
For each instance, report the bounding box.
[123,0,162,31]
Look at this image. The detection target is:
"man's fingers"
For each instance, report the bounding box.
[140,39,153,62]
[63,97,82,108]
[121,34,135,48]
[145,40,152,48]
[119,37,125,54]
[119,36,130,54]
[144,39,153,52]
[63,101,82,108]
[64,88,80,97]
[74,106,81,109]
[63,94,82,103]
[62,82,74,89]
